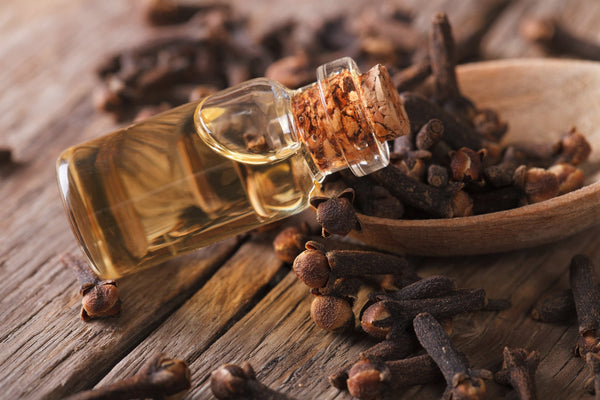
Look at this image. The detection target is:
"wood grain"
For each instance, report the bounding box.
[94,238,287,391]
[2,0,600,399]
[0,239,240,399]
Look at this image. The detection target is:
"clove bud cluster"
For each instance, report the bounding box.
[318,12,592,223]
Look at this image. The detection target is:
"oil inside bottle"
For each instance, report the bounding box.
[57,101,315,278]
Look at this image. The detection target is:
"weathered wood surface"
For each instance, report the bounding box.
[2,0,600,399]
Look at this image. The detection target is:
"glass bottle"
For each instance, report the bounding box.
[57,57,409,279]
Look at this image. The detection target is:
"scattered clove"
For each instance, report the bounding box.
[413,312,492,400]
[429,12,475,122]
[393,59,432,92]
[272,226,309,264]
[370,275,457,302]
[61,252,121,322]
[292,240,418,290]
[530,288,576,324]
[329,329,421,392]
[520,17,600,61]
[570,254,600,358]
[494,347,539,400]
[310,293,355,332]
[310,188,361,237]
[361,289,487,339]
[66,353,190,400]
[272,224,377,263]
[211,362,295,400]
[346,355,441,400]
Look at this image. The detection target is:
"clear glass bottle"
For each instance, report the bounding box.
[57,57,409,278]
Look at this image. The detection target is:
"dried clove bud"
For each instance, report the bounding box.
[413,312,492,400]
[371,275,457,302]
[372,165,473,218]
[61,253,121,322]
[415,118,444,150]
[400,92,486,151]
[67,353,190,400]
[329,326,421,391]
[292,242,330,289]
[272,224,377,263]
[211,362,295,399]
[494,347,539,400]
[293,241,418,290]
[530,288,576,324]
[361,288,487,339]
[310,294,355,331]
[472,108,508,143]
[513,166,559,204]
[360,325,420,361]
[310,188,361,237]
[520,17,600,61]
[272,226,309,263]
[427,164,449,188]
[346,355,441,400]
[449,147,487,185]
[548,163,584,195]
[429,12,475,122]
[553,126,592,166]
[484,146,521,188]
[570,254,600,358]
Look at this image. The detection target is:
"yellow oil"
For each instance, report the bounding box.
[57,101,315,278]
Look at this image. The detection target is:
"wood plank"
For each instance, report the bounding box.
[3,0,600,399]
[92,238,286,389]
[181,226,600,400]
[0,3,246,398]
[88,225,600,399]
[0,237,239,399]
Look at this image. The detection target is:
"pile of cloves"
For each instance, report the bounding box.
[320,12,592,221]
[93,0,514,122]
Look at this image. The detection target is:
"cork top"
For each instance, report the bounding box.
[291,58,409,177]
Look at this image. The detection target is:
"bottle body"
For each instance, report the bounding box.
[58,99,315,278]
[57,57,408,278]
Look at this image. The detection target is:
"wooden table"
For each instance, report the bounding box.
[2,0,600,398]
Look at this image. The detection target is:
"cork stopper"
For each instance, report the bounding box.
[291,58,409,177]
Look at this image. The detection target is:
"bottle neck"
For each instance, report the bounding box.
[195,57,409,182]
[291,57,409,179]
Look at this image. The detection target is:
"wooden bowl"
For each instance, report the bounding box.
[351,58,600,256]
